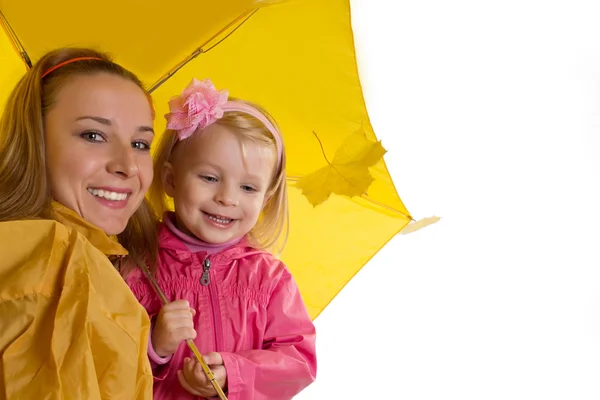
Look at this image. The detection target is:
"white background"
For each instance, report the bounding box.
[296,1,600,399]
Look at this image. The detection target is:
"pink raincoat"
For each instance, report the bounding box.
[126,222,317,399]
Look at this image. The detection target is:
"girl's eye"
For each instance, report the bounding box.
[80,131,105,142]
[241,185,257,193]
[132,141,151,151]
[201,175,218,182]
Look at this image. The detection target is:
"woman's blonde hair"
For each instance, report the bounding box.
[149,98,289,255]
[0,47,158,268]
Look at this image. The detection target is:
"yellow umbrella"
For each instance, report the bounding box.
[0,0,426,319]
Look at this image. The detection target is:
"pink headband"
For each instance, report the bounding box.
[165,78,283,169]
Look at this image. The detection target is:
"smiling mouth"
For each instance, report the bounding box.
[87,188,130,201]
[203,211,234,224]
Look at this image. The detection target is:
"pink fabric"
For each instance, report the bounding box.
[221,101,283,170]
[148,326,172,365]
[126,223,317,399]
[166,78,229,140]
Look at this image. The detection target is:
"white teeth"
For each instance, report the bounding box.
[88,188,128,201]
[207,214,233,224]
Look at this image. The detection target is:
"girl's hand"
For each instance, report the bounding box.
[177,352,228,397]
[152,300,196,357]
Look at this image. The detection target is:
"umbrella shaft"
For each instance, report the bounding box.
[139,263,228,399]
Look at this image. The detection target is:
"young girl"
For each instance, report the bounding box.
[126,78,317,399]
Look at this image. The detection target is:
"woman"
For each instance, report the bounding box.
[0,48,158,399]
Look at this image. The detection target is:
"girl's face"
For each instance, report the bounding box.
[44,73,155,235]
[163,124,276,244]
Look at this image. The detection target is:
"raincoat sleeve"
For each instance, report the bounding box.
[0,220,153,400]
[220,267,317,400]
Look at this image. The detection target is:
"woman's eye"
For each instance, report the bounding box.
[132,141,151,151]
[80,131,105,142]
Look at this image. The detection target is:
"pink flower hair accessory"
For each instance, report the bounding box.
[165,78,229,140]
[165,78,283,170]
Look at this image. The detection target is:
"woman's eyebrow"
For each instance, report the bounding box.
[76,115,111,125]
[76,116,154,134]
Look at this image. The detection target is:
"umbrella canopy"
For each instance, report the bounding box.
[0,0,414,318]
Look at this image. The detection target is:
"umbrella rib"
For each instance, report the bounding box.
[149,8,258,93]
[202,8,259,54]
[0,10,31,68]
[358,194,413,220]
[148,47,204,94]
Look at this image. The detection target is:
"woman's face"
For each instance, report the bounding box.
[44,73,154,236]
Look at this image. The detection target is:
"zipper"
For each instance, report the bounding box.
[200,257,223,351]
[200,258,211,285]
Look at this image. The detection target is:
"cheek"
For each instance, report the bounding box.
[250,196,267,216]
[45,133,67,179]
[47,143,99,188]
[175,174,201,201]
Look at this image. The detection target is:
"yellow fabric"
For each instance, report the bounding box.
[0,202,153,399]
[0,0,412,319]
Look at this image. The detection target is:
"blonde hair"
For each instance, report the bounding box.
[149,98,289,255]
[0,47,158,269]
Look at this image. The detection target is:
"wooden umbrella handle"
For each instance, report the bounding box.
[139,264,228,400]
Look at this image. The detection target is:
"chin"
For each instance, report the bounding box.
[204,234,237,245]
[93,218,129,236]
[104,226,127,237]
[192,230,225,245]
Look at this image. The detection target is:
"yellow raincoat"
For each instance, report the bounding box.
[0,202,153,399]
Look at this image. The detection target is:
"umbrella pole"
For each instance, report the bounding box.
[139,263,228,400]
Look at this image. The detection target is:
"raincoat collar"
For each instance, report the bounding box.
[51,201,128,257]
[157,220,264,264]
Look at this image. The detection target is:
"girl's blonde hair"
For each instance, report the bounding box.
[149,98,289,255]
[0,47,158,269]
